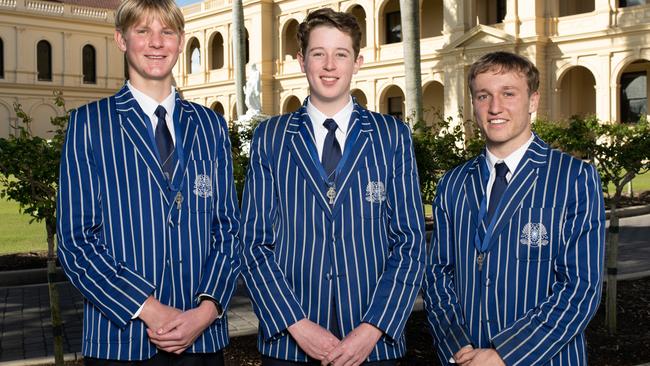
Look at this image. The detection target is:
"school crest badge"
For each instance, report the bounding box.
[193,174,212,198]
[365,181,386,203]
[520,223,549,247]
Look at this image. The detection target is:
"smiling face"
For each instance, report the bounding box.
[115,12,184,91]
[297,25,363,116]
[471,68,540,158]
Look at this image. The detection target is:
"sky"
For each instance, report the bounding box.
[176,0,202,6]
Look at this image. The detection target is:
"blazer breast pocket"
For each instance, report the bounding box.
[355,165,387,220]
[515,207,564,262]
[185,159,215,213]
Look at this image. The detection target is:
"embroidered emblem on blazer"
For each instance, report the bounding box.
[365,181,386,203]
[520,223,549,247]
[193,174,213,198]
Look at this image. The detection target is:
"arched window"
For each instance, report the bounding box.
[210,32,224,70]
[83,45,96,84]
[348,6,367,48]
[282,20,299,60]
[188,38,201,74]
[383,0,402,44]
[0,38,4,79]
[37,40,52,81]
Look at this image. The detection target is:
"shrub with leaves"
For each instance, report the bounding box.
[413,110,483,203]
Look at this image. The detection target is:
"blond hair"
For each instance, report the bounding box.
[115,0,184,34]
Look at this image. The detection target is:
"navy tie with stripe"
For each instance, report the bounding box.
[322,118,342,180]
[154,106,176,181]
[487,162,509,223]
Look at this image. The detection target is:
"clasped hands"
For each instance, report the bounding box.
[452,345,505,366]
[138,295,220,354]
[287,318,383,366]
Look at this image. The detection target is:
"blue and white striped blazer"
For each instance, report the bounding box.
[240,102,426,362]
[423,135,605,365]
[56,85,241,360]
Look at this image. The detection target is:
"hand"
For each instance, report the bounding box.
[138,296,181,332]
[147,301,220,354]
[456,348,505,366]
[452,345,474,365]
[322,323,382,366]
[287,318,340,361]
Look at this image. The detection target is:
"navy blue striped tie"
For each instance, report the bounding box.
[154,106,176,181]
[322,118,341,179]
[487,162,509,222]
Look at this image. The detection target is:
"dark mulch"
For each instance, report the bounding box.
[221,277,650,366]
[3,251,650,365]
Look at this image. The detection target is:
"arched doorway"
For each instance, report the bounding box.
[559,66,596,119]
[211,101,225,116]
[423,81,444,126]
[619,59,649,123]
[381,85,405,120]
[351,89,368,109]
[283,96,301,113]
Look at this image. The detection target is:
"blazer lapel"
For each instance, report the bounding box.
[489,135,548,241]
[464,154,489,243]
[286,108,332,215]
[331,105,371,214]
[169,95,198,190]
[114,85,169,198]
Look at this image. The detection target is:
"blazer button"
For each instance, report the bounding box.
[325,273,332,280]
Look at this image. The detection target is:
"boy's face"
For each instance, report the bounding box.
[471,68,539,158]
[298,25,363,113]
[115,13,184,85]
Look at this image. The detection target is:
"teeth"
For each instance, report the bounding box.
[489,119,506,124]
[321,77,337,81]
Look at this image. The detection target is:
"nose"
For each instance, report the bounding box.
[488,95,502,114]
[149,31,163,48]
[324,54,335,71]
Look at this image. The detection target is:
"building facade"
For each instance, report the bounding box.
[0,0,123,139]
[175,0,650,126]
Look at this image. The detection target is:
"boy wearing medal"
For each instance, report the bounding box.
[239,8,425,366]
[423,51,605,365]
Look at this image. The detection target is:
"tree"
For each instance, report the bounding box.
[400,0,423,126]
[0,91,68,365]
[232,0,246,119]
[534,116,650,335]
[413,110,482,203]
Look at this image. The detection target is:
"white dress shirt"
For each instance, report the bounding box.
[485,133,535,206]
[127,81,177,144]
[306,96,354,161]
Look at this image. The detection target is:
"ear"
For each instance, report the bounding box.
[297,52,306,73]
[114,29,127,52]
[528,91,540,114]
[353,54,364,74]
[178,31,185,55]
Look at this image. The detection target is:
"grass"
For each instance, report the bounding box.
[606,170,650,195]
[0,196,47,255]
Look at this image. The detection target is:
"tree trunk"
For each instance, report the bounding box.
[605,198,619,335]
[46,222,64,366]
[400,0,423,127]
[232,0,246,119]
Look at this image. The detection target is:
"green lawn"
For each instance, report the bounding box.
[0,197,47,255]
[607,170,650,195]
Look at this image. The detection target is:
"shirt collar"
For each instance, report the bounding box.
[306,96,354,134]
[127,81,176,120]
[486,133,534,176]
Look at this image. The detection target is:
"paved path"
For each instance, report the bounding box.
[1,213,649,364]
